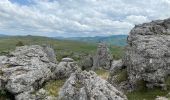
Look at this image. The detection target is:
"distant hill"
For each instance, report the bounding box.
[0,34,7,37]
[56,35,128,46]
[0,35,124,60]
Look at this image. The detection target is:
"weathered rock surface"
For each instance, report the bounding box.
[0,45,58,100]
[16,88,57,100]
[92,43,113,70]
[108,60,131,92]
[108,60,124,85]
[80,55,93,70]
[42,44,57,63]
[54,57,81,79]
[123,18,170,89]
[80,43,113,70]
[58,71,127,100]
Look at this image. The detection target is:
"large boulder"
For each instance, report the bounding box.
[80,43,113,70]
[123,18,170,89]
[80,55,93,70]
[0,45,58,100]
[58,71,127,100]
[92,43,113,70]
[54,57,81,79]
[42,44,57,63]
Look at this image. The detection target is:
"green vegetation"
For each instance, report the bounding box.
[127,87,169,100]
[127,76,170,100]
[0,36,124,61]
[0,90,7,100]
[111,69,170,100]
[16,41,24,46]
[110,46,124,60]
[114,68,128,84]
[0,89,14,100]
[95,69,110,80]
[0,70,3,76]
[44,79,66,97]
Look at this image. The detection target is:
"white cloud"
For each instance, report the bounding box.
[125,15,150,24]
[0,0,170,37]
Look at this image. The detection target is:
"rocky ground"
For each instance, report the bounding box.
[1,17,170,100]
[0,44,126,100]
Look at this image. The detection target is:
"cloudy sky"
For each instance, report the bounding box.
[0,0,170,37]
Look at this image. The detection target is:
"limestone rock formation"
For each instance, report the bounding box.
[92,42,113,70]
[0,45,58,100]
[54,57,81,79]
[42,44,57,63]
[80,43,113,70]
[58,71,127,100]
[108,60,131,92]
[80,55,93,70]
[123,18,170,89]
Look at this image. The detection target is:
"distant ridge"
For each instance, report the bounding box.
[0,34,128,46]
[56,35,128,46]
[0,34,7,37]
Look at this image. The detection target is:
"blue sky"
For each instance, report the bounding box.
[0,0,170,37]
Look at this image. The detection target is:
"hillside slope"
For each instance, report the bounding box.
[0,36,124,60]
[62,35,127,46]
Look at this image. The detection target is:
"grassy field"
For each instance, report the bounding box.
[0,35,124,61]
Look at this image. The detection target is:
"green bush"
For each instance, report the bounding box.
[16,41,24,46]
[95,69,110,80]
[114,68,128,84]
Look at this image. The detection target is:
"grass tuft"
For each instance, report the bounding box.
[44,79,66,97]
[95,69,110,80]
[114,68,128,84]
[127,76,170,100]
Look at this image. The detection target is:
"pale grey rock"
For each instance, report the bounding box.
[54,57,80,79]
[58,71,127,100]
[0,56,8,65]
[61,58,74,62]
[80,55,93,70]
[42,45,57,63]
[80,43,113,70]
[0,45,58,100]
[110,60,123,71]
[16,88,57,100]
[155,96,168,100]
[92,43,113,70]
[123,18,170,89]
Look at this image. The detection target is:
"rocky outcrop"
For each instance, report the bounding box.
[123,18,170,89]
[92,43,113,70]
[80,55,93,70]
[58,71,127,100]
[108,60,130,92]
[42,44,57,63]
[15,88,57,100]
[80,43,113,70]
[0,45,58,100]
[54,57,81,79]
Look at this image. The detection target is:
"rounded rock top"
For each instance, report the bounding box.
[61,58,74,62]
